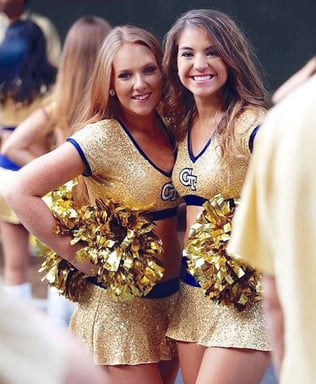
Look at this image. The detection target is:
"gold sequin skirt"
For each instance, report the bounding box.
[69,282,179,365]
[166,282,270,351]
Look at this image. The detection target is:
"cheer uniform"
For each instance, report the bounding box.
[67,117,182,365]
[0,97,45,223]
[166,108,270,351]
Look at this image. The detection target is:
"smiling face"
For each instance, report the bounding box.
[177,25,228,102]
[112,42,162,119]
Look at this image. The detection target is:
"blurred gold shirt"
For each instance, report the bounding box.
[228,75,316,384]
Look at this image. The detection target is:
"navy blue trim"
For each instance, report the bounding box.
[188,116,212,163]
[248,125,260,153]
[66,138,92,176]
[117,116,175,177]
[142,277,179,298]
[87,276,105,290]
[88,276,180,299]
[149,206,178,221]
[180,256,200,287]
[183,195,206,206]
[0,154,20,171]
[87,277,106,290]
[2,126,16,132]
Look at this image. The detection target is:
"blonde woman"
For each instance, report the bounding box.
[2,25,182,383]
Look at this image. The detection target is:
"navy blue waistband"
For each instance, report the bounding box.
[88,276,180,299]
[143,277,179,298]
[183,195,207,206]
[2,126,16,132]
[180,256,200,287]
[149,206,178,221]
[0,154,20,171]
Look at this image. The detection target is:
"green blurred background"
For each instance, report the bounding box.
[31,0,316,94]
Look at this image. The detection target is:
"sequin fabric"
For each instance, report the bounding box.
[69,119,181,211]
[169,107,270,350]
[66,118,181,364]
[69,284,178,365]
[173,108,266,200]
[166,282,270,350]
[0,97,44,126]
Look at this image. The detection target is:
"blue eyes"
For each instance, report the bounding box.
[144,66,157,74]
[117,66,158,79]
[118,73,130,79]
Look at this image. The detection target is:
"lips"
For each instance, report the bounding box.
[132,92,151,100]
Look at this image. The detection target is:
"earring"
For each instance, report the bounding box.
[109,89,115,96]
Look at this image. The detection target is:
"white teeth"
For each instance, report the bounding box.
[133,93,149,100]
[193,75,213,81]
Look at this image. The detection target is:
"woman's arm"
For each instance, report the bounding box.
[262,273,284,378]
[1,107,52,166]
[272,56,316,104]
[2,142,95,274]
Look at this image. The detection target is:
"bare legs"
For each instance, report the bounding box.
[177,341,205,384]
[101,359,179,384]
[0,221,31,297]
[178,341,270,384]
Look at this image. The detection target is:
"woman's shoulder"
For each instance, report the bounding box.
[79,118,119,132]
[71,118,120,142]
[234,106,268,153]
[237,106,267,129]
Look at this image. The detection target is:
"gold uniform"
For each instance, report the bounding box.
[67,118,181,365]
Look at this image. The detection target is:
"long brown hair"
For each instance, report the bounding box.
[52,16,111,136]
[163,9,269,156]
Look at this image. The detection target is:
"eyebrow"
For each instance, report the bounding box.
[116,61,158,73]
[178,45,214,52]
[178,46,193,51]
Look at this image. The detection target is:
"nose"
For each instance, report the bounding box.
[134,73,146,90]
[194,53,208,71]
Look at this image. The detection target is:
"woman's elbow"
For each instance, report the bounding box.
[1,141,17,160]
[1,171,21,204]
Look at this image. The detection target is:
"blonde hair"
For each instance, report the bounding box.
[72,24,163,205]
[52,16,111,135]
[73,24,163,129]
[163,9,269,157]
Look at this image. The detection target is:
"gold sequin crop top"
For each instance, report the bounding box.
[173,108,266,206]
[0,97,44,128]
[67,118,181,219]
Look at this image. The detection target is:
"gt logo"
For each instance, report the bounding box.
[179,168,197,191]
[161,182,177,201]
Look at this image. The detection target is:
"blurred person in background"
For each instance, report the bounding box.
[0,19,57,300]
[0,0,61,66]
[228,73,316,384]
[0,282,110,384]
[272,56,316,104]
[0,15,112,327]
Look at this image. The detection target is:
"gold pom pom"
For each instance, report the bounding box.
[39,252,89,302]
[185,194,262,312]
[38,181,164,302]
